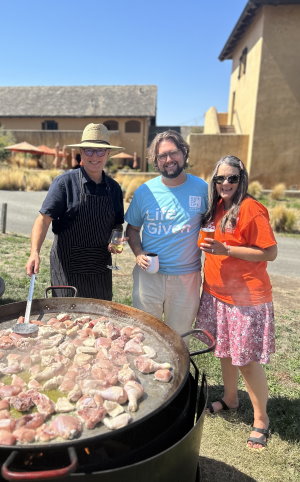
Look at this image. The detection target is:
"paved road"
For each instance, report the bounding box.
[0,190,299,278]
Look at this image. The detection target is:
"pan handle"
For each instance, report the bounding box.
[181,328,216,357]
[1,447,78,481]
[45,286,78,298]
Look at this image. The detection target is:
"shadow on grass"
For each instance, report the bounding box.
[199,456,256,482]
[206,385,300,443]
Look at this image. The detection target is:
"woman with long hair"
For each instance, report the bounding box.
[196,155,277,449]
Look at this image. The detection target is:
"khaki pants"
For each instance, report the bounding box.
[132,266,201,335]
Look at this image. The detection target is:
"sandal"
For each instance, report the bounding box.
[247,426,270,449]
[207,398,238,414]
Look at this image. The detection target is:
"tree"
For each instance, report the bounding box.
[0,127,16,163]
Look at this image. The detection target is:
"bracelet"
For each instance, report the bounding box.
[226,244,231,256]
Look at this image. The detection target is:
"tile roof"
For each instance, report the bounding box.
[0,85,157,117]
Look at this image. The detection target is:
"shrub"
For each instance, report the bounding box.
[270,205,298,232]
[0,128,16,163]
[270,183,286,200]
[248,181,263,199]
[124,176,149,202]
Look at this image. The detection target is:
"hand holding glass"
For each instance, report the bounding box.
[197,225,215,247]
[107,229,124,270]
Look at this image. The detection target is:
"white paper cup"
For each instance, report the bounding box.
[146,253,159,274]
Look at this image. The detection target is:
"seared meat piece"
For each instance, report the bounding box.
[0,418,16,432]
[104,321,120,340]
[108,348,128,366]
[0,385,22,399]
[0,429,16,445]
[103,400,124,417]
[57,313,72,322]
[67,384,82,403]
[0,410,10,419]
[39,333,65,348]
[27,391,55,418]
[0,400,10,410]
[102,413,131,430]
[11,374,26,388]
[49,415,83,440]
[43,375,64,391]
[55,398,75,413]
[13,427,36,443]
[74,353,93,365]
[124,338,144,355]
[90,365,118,387]
[10,392,35,412]
[76,395,103,411]
[58,340,76,358]
[6,353,21,365]
[95,337,112,349]
[35,362,65,382]
[27,379,42,390]
[133,356,171,374]
[15,413,45,430]
[77,405,106,429]
[0,362,21,375]
[124,381,144,412]
[117,364,137,385]
[154,368,173,382]
[76,346,97,355]
[95,387,128,404]
[0,335,16,350]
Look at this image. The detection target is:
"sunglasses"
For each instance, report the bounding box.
[213,175,240,184]
[82,148,107,157]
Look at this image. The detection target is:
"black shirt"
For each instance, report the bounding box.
[40,167,124,234]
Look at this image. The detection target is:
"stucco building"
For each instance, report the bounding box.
[188,0,300,188]
[0,85,157,171]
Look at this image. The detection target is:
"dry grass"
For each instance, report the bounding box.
[270,183,286,201]
[0,167,62,191]
[248,180,263,199]
[270,204,299,232]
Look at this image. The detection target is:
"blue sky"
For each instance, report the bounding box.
[1,0,247,126]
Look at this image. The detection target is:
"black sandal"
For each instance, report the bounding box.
[207,398,230,414]
[247,426,270,449]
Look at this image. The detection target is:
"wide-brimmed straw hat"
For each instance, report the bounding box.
[68,123,123,154]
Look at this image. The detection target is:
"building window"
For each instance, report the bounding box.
[238,47,248,79]
[103,120,119,130]
[42,120,58,130]
[125,120,141,133]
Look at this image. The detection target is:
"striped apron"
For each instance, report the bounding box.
[49,171,115,299]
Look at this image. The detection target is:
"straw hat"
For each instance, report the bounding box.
[68,123,123,154]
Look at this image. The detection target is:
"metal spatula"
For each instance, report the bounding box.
[13,274,38,335]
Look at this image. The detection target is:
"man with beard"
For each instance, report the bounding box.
[125,130,208,335]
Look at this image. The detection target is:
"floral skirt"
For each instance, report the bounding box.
[195,291,275,366]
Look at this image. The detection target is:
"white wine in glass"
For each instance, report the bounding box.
[107,229,124,270]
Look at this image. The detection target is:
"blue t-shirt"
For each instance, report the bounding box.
[125,174,208,275]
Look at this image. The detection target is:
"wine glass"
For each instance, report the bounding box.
[107,229,124,270]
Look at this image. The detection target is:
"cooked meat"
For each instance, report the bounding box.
[124,381,144,412]
[102,413,131,430]
[154,369,173,382]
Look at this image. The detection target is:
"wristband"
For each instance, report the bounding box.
[226,244,231,256]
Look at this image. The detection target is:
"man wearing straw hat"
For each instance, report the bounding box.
[26,123,124,300]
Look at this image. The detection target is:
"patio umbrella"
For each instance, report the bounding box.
[37,145,64,157]
[5,142,44,155]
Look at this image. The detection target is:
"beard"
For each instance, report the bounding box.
[158,162,184,179]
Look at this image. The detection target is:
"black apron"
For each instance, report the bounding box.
[50,171,115,299]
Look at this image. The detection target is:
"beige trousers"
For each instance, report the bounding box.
[132,266,201,336]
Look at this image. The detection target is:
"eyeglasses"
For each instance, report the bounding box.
[82,148,107,157]
[156,149,181,162]
[213,175,240,184]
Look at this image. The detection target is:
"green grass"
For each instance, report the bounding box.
[0,233,300,481]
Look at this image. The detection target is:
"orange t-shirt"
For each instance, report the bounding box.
[202,197,277,306]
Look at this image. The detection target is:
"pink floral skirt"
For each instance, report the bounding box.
[195,291,275,366]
